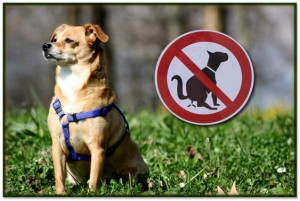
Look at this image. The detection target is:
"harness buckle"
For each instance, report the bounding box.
[55,107,62,114]
[71,113,78,122]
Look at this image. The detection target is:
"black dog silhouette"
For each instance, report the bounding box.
[172,51,228,110]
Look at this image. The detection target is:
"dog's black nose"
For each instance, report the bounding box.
[42,43,52,51]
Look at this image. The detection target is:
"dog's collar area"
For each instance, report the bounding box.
[205,66,216,74]
[53,98,130,161]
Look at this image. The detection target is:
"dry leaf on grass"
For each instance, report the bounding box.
[179,168,205,189]
[159,180,164,188]
[36,157,47,165]
[228,181,239,195]
[203,172,211,180]
[216,181,239,195]
[178,170,186,179]
[217,186,225,195]
[147,178,155,189]
[198,153,204,161]
[179,183,185,188]
[187,145,197,158]
[186,145,204,161]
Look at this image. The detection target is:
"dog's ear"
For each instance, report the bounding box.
[84,24,109,45]
[50,24,70,42]
[207,51,212,56]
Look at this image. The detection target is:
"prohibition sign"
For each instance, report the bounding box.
[155,30,254,125]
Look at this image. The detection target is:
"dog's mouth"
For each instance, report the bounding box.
[43,52,63,61]
[44,53,54,59]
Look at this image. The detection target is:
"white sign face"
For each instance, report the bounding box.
[167,42,242,115]
[155,30,254,125]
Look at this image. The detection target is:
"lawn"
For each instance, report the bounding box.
[4,105,296,196]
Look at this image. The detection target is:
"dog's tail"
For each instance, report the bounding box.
[171,75,188,100]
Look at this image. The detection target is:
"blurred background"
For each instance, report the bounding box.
[4,4,295,112]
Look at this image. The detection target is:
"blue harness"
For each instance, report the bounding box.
[52,98,130,162]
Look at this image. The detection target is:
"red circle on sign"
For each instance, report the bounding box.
[155,30,254,125]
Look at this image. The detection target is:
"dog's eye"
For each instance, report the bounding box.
[51,38,57,42]
[65,38,74,44]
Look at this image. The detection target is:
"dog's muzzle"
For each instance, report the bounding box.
[42,43,55,59]
[42,43,52,52]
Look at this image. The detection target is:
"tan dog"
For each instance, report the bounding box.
[43,24,148,194]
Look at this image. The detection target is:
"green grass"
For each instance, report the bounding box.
[4,106,296,197]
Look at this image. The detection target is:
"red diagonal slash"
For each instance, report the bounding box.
[176,50,233,107]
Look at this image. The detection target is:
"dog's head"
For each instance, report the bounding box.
[207,51,228,71]
[42,24,109,66]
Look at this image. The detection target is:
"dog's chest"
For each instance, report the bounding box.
[57,67,88,104]
[57,76,79,103]
[58,120,91,155]
[202,67,216,83]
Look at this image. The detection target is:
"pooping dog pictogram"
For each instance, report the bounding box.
[171,51,228,110]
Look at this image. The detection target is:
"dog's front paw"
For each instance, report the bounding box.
[56,188,66,195]
[88,186,99,193]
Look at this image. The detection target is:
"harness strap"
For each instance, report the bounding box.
[52,98,129,162]
[62,122,91,161]
[53,99,65,119]
[53,99,114,122]
[112,103,130,135]
[105,123,129,157]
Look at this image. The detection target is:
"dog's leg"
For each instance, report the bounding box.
[212,93,220,106]
[52,140,67,194]
[187,100,196,107]
[88,146,105,192]
[198,101,217,110]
